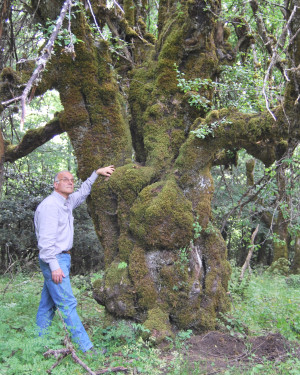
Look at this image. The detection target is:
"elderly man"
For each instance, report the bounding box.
[34,166,115,354]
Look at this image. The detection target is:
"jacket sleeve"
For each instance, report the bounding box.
[69,171,99,209]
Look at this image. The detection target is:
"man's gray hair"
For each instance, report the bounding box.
[54,171,71,182]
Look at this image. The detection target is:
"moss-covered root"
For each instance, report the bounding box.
[93,260,136,318]
[143,307,174,344]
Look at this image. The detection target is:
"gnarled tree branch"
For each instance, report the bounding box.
[4,113,64,163]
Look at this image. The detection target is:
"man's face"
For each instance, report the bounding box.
[54,171,75,198]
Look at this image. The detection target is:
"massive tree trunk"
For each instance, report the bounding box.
[1,0,300,337]
[59,0,232,336]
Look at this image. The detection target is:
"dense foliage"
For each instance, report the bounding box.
[212,147,300,268]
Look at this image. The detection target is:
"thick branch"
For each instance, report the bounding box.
[4,113,64,162]
[210,106,299,165]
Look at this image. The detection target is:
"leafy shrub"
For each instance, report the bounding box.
[267,258,290,276]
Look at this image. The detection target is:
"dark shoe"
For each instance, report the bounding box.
[84,347,107,357]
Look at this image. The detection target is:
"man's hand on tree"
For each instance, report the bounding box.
[52,268,65,284]
[96,165,115,179]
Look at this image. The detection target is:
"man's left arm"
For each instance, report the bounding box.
[70,165,115,208]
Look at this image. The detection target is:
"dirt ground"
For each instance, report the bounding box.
[160,331,300,374]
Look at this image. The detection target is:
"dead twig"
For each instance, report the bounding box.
[44,345,129,375]
[44,346,98,375]
[19,0,73,129]
[44,309,97,374]
[240,224,260,281]
[43,348,71,373]
[44,310,128,374]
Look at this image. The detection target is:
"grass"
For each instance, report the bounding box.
[226,268,300,341]
[0,267,299,374]
[0,271,166,375]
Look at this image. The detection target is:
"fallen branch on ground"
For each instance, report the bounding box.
[43,310,128,374]
[43,346,129,374]
[43,336,97,375]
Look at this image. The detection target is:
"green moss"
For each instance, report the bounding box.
[54,30,132,179]
[144,33,156,44]
[105,260,129,285]
[203,232,231,291]
[137,17,146,33]
[92,278,102,291]
[102,165,157,245]
[129,246,157,309]
[155,21,186,93]
[143,307,174,343]
[170,129,185,150]
[273,239,288,263]
[159,262,189,310]
[120,18,138,37]
[124,0,135,25]
[118,233,134,262]
[246,159,255,186]
[98,261,136,318]
[175,135,215,227]
[129,178,194,249]
[156,65,178,93]
[142,118,178,171]
[184,52,218,79]
[0,67,21,83]
[223,26,231,40]
[109,164,155,205]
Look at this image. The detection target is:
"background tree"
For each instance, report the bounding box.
[0,0,300,339]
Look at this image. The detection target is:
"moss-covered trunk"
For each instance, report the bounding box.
[36,0,231,336]
[90,0,232,336]
[10,0,299,336]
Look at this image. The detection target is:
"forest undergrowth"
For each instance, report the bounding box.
[0,265,299,375]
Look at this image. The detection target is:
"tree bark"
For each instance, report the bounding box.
[0,0,12,70]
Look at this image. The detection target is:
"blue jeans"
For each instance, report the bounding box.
[36,253,93,352]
